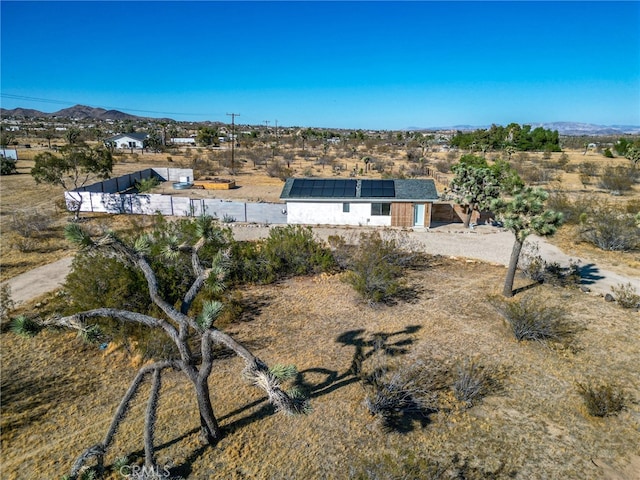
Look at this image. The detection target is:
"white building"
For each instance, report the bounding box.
[104,133,149,150]
[0,148,18,161]
[280,178,439,228]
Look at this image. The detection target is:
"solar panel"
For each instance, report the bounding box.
[289,179,357,198]
[360,180,395,197]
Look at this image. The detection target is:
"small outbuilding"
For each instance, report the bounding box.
[280,178,439,227]
[0,148,18,161]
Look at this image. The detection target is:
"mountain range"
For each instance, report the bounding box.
[0,105,155,122]
[1,105,639,135]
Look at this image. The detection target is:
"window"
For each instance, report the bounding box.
[371,203,391,216]
[343,202,350,213]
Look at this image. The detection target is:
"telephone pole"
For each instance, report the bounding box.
[227,113,240,173]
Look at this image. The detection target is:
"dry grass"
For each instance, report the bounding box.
[2,260,639,479]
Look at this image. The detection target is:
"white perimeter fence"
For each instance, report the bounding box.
[64,168,288,224]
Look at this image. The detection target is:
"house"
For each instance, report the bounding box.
[280,178,439,227]
[104,133,149,150]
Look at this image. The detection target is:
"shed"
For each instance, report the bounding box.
[0,148,18,161]
[280,178,439,227]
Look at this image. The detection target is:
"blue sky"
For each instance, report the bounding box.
[1,1,639,129]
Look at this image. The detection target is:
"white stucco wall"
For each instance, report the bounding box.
[286,201,391,226]
[117,136,145,149]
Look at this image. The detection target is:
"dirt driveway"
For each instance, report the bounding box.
[3,224,639,305]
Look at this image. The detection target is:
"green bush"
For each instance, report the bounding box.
[229,226,334,285]
[577,382,626,417]
[0,157,17,175]
[135,176,160,193]
[341,232,414,304]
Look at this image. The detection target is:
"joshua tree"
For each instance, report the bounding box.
[23,216,307,478]
[492,187,563,297]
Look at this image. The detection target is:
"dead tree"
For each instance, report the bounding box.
[45,216,308,479]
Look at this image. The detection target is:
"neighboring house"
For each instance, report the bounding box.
[280,178,439,227]
[0,148,18,161]
[104,133,149,150]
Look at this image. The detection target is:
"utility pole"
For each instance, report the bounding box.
[227,113,240,174]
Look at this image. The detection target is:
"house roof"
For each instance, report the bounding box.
[105,133,149,142]
[280,178,439,201]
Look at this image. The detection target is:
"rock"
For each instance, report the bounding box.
[580,285,591,293]
[604,293,615,302]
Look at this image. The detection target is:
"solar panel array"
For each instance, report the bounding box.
[289,179,357,198]
[360,180,395,197]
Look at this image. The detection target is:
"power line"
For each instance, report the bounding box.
[226,113,240,173]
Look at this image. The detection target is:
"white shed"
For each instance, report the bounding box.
[0,148,18,161]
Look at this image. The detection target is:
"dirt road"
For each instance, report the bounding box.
[3,224,638,305]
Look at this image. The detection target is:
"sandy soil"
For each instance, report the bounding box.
[2,260,638,480]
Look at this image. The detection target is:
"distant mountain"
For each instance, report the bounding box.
[0,104,162,121]
[51,105,139,121]
[417,122,640,136]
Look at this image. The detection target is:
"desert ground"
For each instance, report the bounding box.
[1,139,639,479]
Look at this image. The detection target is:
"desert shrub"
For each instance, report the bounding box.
[10,209,53,238]
[580,206,639,251]
[519,242,581,286]
[545,192,591,225]
[603,148,614,158]
[492,294,573,343]
[577,382,626,417]
[230,226,334,284]
[12,236,38,253]
[0,284,15,324]
[578,161,599,177]
[266,160,292,181]
[598,165,635,193]
[610,282,640,309]
[362,357,449,431]
[453,358,501,407]
[261,225,334,276]
[341,231,419,304]
[351,450,515,479]
[625,199,640,215]
[434,158,453,173]
[0,157,17,175]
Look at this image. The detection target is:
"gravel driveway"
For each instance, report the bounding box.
[3,224,638,305]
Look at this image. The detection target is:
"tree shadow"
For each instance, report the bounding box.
[512,281,543,296]
[154,325,424,473]
[578,263,605,285]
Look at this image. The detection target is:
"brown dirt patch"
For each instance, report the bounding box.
[2,260,638,479]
